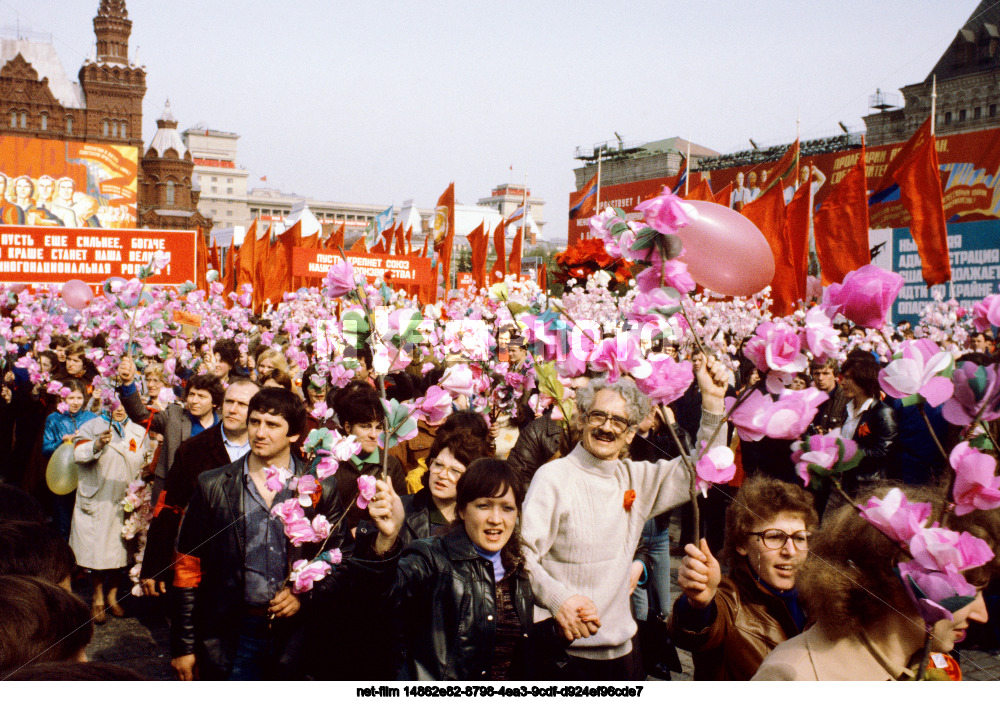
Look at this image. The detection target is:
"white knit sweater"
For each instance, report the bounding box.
[521,409,724,660]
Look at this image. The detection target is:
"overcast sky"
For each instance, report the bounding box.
[5,0,980,241]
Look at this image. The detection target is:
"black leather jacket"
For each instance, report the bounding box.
[171,454,353,679]
[352,526,564,681]
[506,414,563,484]
[845,399,898,491]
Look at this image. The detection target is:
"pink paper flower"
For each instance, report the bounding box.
[315,454,339,480]
[289,558,331,594]
[803,306,840,361]
[950,442,1000,516]
[742,321,808,375]
[909,527,993,573]
[635,186,690,236]
[296,474,321,508]
[821,264,903,329]
[941,362,1000,426]
[634,354,693,405]
[588,335,651,382]
[440,364,474,397]
[356,474,377,509]
[264,464,293,493]
[898,561,977,624]
[859,488,931,544]
[790,429,859,488]
[725,390,773,442]
[310,401,334,422]
[271,498,306,529]
[878,339,955,407]
[728,388,826,442]
[972,294,1000,333]
[323,259,356,298]
[695,445,736,495]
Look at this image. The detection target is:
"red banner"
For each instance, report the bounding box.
[0,226,196,284]
[567,127,1000,241]
[292,248,433,287]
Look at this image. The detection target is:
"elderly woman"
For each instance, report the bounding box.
[70,403,152,622]
[753,484,994,680]
[360,458,563,680]
[520,358,730,680]
[668,475,817,679]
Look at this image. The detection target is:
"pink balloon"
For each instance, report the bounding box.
[61,279,94,310]
[675,200,775,297]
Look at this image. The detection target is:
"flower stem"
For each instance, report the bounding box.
[918,404,949,463]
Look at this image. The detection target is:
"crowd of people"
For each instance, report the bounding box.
[0,199,999,682]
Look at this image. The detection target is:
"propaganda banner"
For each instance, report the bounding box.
[292,248,433,288]
[0,226,196,285]
[0,136,138,229]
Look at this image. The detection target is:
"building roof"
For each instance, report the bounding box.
[0,38,85,109]
[927,0,1000,82]
[147,100,189,159]
[638,137,719,159]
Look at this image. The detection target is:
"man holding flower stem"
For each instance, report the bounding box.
[520,356,730,680]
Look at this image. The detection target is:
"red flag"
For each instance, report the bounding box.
[568,172,599,219]
[815,147,870,285]
[210,240,221,273]
[712,182,733,207]
[683,178,714,202]
[261,221,298,309]
[235,219,257,290]
[221,236,237,303]
[196,227,208,293]
[419,227,431,258]
[870,118,949,286]
[489,220,506,283]
[394,222,406,256]
[405,226,413,255]
[508,224,523,281]
[433,183,456,294]
[327,223,345,251]
[252,225,272,313]
[760,138,800,196]
[465,221,488,291]
[372,222,394,254]
[537,261,547,292]
[783,182,811,299]
[293,222,318,290]
[349,233,368,253]
[740,186,797,316]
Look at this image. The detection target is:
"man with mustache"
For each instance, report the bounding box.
[521,357,730,680]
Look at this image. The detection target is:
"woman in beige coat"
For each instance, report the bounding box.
[70,404,151,622]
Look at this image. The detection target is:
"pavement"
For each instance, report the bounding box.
[76,512,1000,682]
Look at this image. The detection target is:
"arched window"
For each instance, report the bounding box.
[111,121,118,138]
[120,121,127,139]
[40,113,47,131]
[65,116,73,135]
[166,181,175,205]
[103,120,109,137]
[9,112,16,128]
[19,112,26,129]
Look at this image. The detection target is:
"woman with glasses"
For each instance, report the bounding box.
[395,429,491,545]
[330,380,407,532]
[668,475,817,680]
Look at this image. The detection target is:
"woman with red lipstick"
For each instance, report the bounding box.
[669,476,818,680]
[358,458,565,680]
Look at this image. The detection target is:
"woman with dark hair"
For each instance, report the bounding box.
[840,354,898,490]
[331,380,406,532]
[0,575,92,672]
[753,484,994,680]
[397,430,491,544]
[360,458,563,680]
[668,475,818,679]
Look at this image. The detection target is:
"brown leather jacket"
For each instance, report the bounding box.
[668,562,804,680]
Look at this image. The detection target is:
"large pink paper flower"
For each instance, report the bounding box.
[950,442,1000,516]
[859,488,931,543]
[634,354,694,405]
[972,294,1000,333]
[289,559,331,594]
[588,335,651,382]
[790,429,859,488]
[695,445,736,495]
[412,385,452,424]
[323,259,356,298]
[725,390,773,442]
[727,387,826,443]
[941,362,1000,426]
[742,321,808,376]
[821,264,903,328]
[803,306,840,362]
[635,186,690,236]
[295,474,321,508]
[909,527,994,573]
[898,561,976,624]
[878,339,955,407]
[440,364,474,397]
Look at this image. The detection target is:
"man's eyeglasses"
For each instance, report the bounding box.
[429,459,466,481]
[586,410,632,434]
[749,529,810,551]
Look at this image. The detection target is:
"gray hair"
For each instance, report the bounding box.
[575,375,650,428]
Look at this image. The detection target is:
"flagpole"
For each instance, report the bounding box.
[595,146,603,229]
[795,112,801,187]
[931,74,937,137]
[684,141,691,196]
[521,174,528,279]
